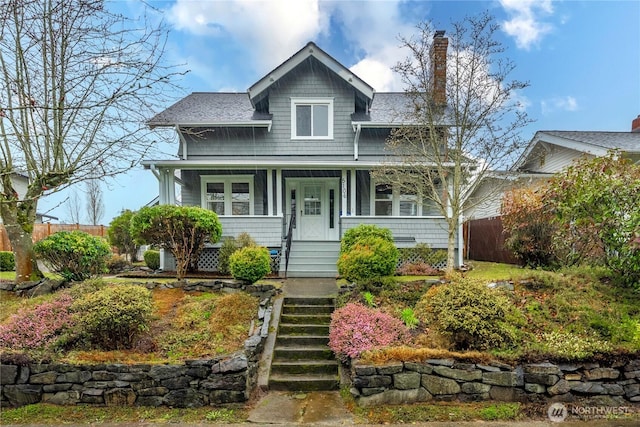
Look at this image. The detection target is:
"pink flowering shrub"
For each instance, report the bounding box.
[0,294,74,352]
[329,303,409,362]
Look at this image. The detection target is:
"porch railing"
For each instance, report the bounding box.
[284,200,296,278]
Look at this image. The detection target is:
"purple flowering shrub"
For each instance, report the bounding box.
[0,294,74,352]
[329,302,409,362]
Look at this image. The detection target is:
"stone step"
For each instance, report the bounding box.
[284,297,335,306]
[276,335,329,347]
[282,304,334,315]
[273,346,334,361]
[270,360,338,376]
[268,374,339,391]
[278,323,330,335]
[280,314,332,325]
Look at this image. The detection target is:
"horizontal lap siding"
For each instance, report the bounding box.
[218,216,283,247]
[341,216,451,249]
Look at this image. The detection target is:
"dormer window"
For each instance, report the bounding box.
[291,98,333,140]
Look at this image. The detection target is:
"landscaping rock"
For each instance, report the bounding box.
[29,372,58,384]
[43,390,80,405]
[148,365,187,381]
[105,388,136,406]
[164,389,207,407]
[353,375,392,388]
[404,362,433,374]
[357,388,431,407]
[209,390,245,404]
[377,363,403,375]
[461,382,491,394]
[200,374,246,391]
[393,372,421,390]
[433,366,482,382]
[0,364,18,384]
[426,359,454,367]
[524,383,546,394]
[482,371,522,387]
[3,384,42,406]
[524,373,559,386]
[360,387,386,396]
[354,365,376,376]
[421,375,461,395]
[547,379,571,395]
[585,368,619,380]
[57,371,92,383]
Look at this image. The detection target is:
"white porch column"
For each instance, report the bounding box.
[350,168,356,216]
[341,169,348,216]
[267,168,274,216]
[166,168,176,205]
[276,168,283,216]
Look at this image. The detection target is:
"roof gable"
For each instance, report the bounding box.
[513,130,640,171]
[248,42,374,108]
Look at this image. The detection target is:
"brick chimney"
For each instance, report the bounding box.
[632,115,640,132]
[430,30,448,107]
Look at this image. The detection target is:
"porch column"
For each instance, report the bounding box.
[276,168,283,216]
[267,168,274,216]
[350,168,357,216]
[341,169,347,216]
[166,168,176,205]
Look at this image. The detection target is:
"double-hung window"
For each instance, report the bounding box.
[201,175,253,216]
[291,98,333,139]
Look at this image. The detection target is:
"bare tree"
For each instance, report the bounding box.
[65,190,83,224]
[377,12,532,271]
[85,179,105,225]
[0,0,183,282]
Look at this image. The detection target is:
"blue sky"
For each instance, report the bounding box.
[39,0,640,224]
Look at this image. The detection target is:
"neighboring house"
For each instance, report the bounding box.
[465,118,640,262]
[0,173,58,224]
[145,37,462,277]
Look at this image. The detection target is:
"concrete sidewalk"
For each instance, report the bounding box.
[248,391,354,425]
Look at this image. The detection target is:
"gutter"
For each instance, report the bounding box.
[353,123,361,161]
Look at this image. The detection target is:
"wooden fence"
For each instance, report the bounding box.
[0,224,107,252]
[464,217,519,265]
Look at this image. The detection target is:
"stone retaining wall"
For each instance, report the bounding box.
[0,281,279,408]
[350,358,640,407]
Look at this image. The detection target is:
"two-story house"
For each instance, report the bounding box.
[145,36,460,277]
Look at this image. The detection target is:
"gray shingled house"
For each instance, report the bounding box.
[144,40,460,277]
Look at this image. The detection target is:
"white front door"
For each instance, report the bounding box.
[286,178,339,241]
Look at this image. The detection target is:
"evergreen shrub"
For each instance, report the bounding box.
[229,246,270,284]
[143,249,160,270]
[0,251,15,271]
[72,284,153,350]
[340,224,394,254]
[337,236,398,282]
[33,231,111,281]
[415,277,517,350]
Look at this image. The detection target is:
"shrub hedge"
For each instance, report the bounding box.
[229,246,270,284]
[0,251,15,271]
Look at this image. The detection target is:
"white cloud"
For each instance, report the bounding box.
[166,0,417,91]
[168,0,329,68]
[500,0,554,49]
[541,96,578,115]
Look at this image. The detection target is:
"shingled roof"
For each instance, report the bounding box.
[147,91,425,128]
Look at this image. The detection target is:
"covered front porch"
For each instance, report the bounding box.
[144,160,462,276]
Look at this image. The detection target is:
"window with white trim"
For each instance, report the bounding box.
[371,179,436,217]
[291,98,333,139]
[201,175,254,216]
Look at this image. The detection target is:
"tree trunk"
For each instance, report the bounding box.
[9,226,43,282]
[0,196,44,283]
[446,225,456,274]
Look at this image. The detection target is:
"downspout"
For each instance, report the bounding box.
[353,123,361,161]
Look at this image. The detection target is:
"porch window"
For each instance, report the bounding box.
[201,175,254,216]
[291,98,333,139]
[374,184,393,216]
[371,179,434,217]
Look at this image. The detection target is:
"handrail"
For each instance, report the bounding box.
[284,200,296,278]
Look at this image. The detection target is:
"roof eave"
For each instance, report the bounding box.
[149,120,272,131]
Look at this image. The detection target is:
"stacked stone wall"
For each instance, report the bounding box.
[0,281,278,408]
[351,358,640,407]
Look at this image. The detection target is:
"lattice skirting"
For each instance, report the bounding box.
[196,247,281,273]
[397,252,448,270]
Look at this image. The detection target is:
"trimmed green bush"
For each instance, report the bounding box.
[0,251,15,271]
[107,209,139,262]
[415,277,518,351]
[218,232,256,275]
[143,249,160,270]
[72,284,153,350]
[340,224,394,254]
[33,231,111,281]
[229,246,270,284]
[337,236,398,282]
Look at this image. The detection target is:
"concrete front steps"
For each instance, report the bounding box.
[269,296,339,391]
[282,241,339,278]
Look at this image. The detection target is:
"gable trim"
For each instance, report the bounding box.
[248,42,374,107]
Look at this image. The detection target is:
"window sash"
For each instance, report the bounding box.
[291,98,333,139]
[202,176,254,216]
